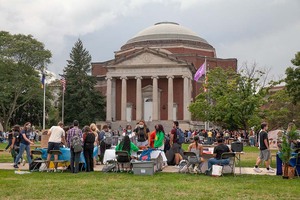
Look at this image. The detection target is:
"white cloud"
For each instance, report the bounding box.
[0,0,299,78]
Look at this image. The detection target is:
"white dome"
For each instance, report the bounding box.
[126,22,209,44]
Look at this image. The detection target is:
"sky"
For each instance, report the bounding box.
[1,0,299,81]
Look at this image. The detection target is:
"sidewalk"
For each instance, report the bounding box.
[0,162,276,175]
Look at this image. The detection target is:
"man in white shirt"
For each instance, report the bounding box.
[47,122,66,168]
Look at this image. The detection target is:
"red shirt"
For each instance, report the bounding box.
[149,130,156,148]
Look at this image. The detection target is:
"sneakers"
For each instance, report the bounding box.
[13,164,19,169]
[174,165,180,169]
[253,167,262,173]
[266,168,275,173]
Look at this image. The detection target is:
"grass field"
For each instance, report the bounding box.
[0,170,299,200]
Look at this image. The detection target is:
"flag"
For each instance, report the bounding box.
[60,77,66,93]
[41,73,45,89]
[194,61,206,81]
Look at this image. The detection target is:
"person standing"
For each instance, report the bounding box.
[253,122,275,173]
[134,120,150,149]
[169,121,183,167]
[98,125,112,164]
[46,122,66,169]
[13,122,34,169]
[10,125,22,164]
[83,126,95,172]
[154,124,165,150]
[67,120,83,173]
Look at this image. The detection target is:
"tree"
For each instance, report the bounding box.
[189,66,266,131]
[63,39,105,126]
[265,89,300,130]
[0,31,51,130]
[285,52,300,105]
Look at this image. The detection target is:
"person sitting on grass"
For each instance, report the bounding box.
[206,137,230,174]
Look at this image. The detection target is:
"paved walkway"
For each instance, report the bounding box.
[0,162,276,176]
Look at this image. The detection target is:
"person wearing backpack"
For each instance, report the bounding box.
[10,125,23,164]
[169,121,183,167]
[98,125,112,164]
[67,120,83,173]
[83,126,95,172]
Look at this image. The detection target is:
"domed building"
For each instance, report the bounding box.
[92,22,237,129]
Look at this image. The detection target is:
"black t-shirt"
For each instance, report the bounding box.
[259,130,268,150]
[214,144,230,160]
[13,131,21,147]
[135,127,150,142]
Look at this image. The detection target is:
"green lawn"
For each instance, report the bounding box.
[0,170,299,200]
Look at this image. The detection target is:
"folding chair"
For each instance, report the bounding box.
[183,151,203,174]
[49,150,68,172]
[30,150,47,172]
[115,151,131,172]
[220,152,236,176]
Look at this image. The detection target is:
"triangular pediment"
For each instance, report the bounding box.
[112,48,188,67]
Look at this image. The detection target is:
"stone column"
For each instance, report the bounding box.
[152,76,159,121]
[120,76,127,121]
[135,76,142,120]
[183,75,191,121]
[167,75,174,120]
[106,77,112,122]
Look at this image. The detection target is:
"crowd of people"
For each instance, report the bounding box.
[5,120,298,175]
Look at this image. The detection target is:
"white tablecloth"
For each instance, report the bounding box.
[103,149,167,164]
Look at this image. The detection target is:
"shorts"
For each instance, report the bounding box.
[172,143,181,153]
[47,142,60,153]
[259,149,271,161]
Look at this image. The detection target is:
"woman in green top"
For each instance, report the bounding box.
[115,135,139,157]
[154,124,165,150]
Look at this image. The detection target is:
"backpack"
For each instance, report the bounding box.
[71,129,83,153]
[103,131,112,145]
[176,128,185,145]
[139,148,153,161]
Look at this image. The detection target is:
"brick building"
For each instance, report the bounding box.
[91,22,237,129]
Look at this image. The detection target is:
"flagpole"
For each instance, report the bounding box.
[42,72,46,130]
[204,56,209,131]
[62,86,64,124]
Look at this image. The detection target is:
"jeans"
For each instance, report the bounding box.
[84,145,94,172]
[208,158,230,170]
[70,148,81,173]
[249,136,255,146]
[15,143,32,165]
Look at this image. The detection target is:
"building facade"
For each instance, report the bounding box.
[92,22,237,128]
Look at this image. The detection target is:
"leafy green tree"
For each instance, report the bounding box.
[189,67,265,131]
[285,52,300,105]
[265,89,300,129]
[63,39,105,126]
[0,31,51,130]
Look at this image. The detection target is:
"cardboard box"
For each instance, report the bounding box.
[41,135,49,148]
[132,161,154,175]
